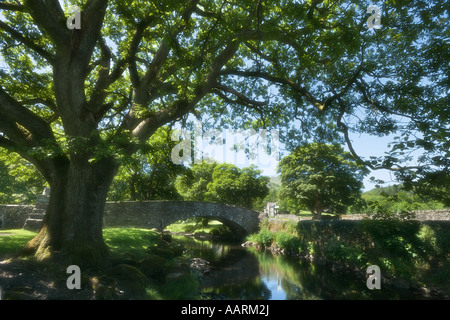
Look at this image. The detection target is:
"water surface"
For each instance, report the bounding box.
[180,237,430,300]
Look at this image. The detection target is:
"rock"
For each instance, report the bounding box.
[391,278,411,290]
[241,241,260,250]
[189,258,210,274]
[139,254,168,281]
[106,264,150,299]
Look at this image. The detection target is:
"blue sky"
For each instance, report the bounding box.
[185,121,400,192]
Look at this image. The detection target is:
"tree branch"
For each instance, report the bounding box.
[23,0,68,46]
[0,87,56,144]
[355,79,420,122]
[214,84,269,107]
[67,0,109,74]
[130,41,239,146]
[219,69,325,110]
[336,98,422,172]
[135,0,199,104]
[0,20,54,63]
[0,3,25,12]
[19,98,58,113]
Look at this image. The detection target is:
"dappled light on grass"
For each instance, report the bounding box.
[102,228,160,257]
[0,228,160,261]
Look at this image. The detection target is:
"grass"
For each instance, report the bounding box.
[0,229,37,259]
[166,219,225,234]
[103,228,160,260]
[0,228,160,260]
[0,227,201,300]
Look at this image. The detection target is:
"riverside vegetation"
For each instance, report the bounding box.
[1,218,449,299]
[245,218,450,297]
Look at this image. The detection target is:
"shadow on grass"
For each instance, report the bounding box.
[0,228,201,300]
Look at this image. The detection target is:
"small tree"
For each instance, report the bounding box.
[279,143,369,219]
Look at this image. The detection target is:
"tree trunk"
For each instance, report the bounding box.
[130,174,137,201]
[313,195,323,220]
[22,157,117,268]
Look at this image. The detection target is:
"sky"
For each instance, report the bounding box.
[182,119,400,192]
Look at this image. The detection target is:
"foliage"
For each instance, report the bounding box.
[254,229,275,248]
[0,149,46,204]
[278,143,369,218]
[295,220,450,285]
[176,162,269,209]
[275,231,301,253]
[0,0,446,191]
[350,184,448,218]
[250,219,450,291]
[107,126,187,201]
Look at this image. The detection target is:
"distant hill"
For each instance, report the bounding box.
[268,176,281,188]
[363,184,404,197]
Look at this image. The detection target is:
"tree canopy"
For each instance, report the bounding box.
[176,162,269,209]
[1,1,448,176]
[278,143,368,218]
[107,126,187,201]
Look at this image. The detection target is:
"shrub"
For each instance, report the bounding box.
[257,229,275,248]
[276,232,300,253]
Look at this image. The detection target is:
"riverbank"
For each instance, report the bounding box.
[1,221,448,300]
[244,219,450,299]
[0,228,203,300]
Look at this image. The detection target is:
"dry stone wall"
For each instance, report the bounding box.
[0,205,34,229]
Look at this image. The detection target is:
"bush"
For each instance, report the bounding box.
[276,232,300,253]
[257,229,275,248]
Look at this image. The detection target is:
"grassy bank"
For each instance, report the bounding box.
[0,228,200,300]
[247,219,450,293]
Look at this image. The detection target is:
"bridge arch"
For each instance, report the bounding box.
[103,201,262,239]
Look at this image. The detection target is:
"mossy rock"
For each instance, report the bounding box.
[112,250,141,266]
[138,254,168,282]
[105,264,150,299]
[161,232,173,242]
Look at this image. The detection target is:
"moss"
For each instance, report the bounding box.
[138,254,168,282]
[106,264,151,299]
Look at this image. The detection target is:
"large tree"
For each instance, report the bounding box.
[278,143,369,218]
[0,0,448,266]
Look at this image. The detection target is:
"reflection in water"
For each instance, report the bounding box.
[179,237,427,300]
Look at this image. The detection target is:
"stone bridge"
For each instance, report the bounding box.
[103,201,262,238]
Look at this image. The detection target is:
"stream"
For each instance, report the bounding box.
[179,237,433,300]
